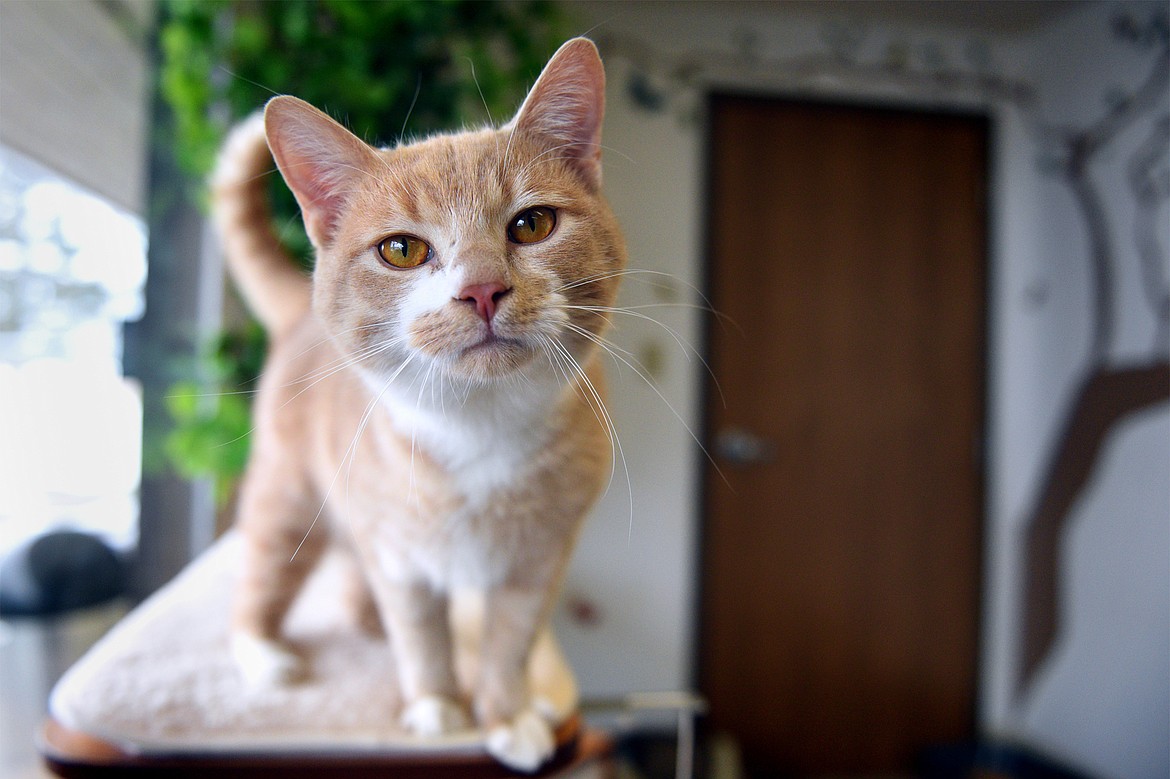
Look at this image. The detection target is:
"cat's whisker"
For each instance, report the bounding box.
[279,322,404,383]
[597,143,634,164]
[398,72,422,146]
[558,269,736,333]
[215,337,402,454]
[574,320,732,492]
[218,65,281,99]
[543,335,635,543]
[560,320,635,362]
[165,387,262,400]
[283,341,387,387]
[280,158,385,187]
[543,336,620,485]
[280,337,400,397]
[293,352,418,563]
[500,121,519,180]
[555,266,674,293]
[283,325,408,386]
[272,328,393,385]
[342,367,400,528]
[465,58,499,158]
[563,303,728,409]
[406,357,441,510]
[539,336,600,449]
[510,147,602,184]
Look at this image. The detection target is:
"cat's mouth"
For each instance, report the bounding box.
[453,333,534,377]
[463,333,517,353]
[408,311,539,379]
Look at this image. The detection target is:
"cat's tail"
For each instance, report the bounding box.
[210,112,312,339]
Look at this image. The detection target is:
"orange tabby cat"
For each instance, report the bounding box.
[209,39,624,770]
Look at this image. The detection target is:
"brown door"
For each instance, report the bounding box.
[700,97,986,776]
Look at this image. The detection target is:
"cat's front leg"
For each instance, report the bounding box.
[230,475,326,688]
[369,579,469,738]
[477,585,557,772]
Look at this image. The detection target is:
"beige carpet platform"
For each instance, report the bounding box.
[41,532,606,777]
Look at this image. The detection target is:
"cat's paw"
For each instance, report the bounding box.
[231,633,304,688]
[531,693,559,722]
[400,695,469,739]
[484,708,556,773]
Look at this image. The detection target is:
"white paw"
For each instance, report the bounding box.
[485,708,556,773]
[531,694,559,723]
[231,633,303,688]
[400,695,469,739]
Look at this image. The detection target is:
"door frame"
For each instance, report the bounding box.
[691,90,994,753]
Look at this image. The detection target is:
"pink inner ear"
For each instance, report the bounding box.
[513,39,607,187]
[264,96,375,247]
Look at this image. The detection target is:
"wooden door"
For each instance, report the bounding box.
[700,97,987,776]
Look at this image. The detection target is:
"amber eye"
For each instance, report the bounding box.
[507,207,556,244]
[377,235,431,269]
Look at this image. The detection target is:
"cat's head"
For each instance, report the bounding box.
[264,38,625,388]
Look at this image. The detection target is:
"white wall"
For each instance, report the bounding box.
[559,3,1169,777]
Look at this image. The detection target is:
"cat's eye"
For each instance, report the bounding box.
[377,235,432,269]
[508,207,556,244]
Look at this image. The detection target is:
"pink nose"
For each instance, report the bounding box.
[457,282,511,323]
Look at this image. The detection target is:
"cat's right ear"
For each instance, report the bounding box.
[264,96,376,247]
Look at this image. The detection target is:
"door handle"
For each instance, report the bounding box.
[715,427,777,466]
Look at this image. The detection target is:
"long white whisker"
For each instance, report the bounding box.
[407,359,438,509]
[285,337,399,388]
[564,304,728,409]
[558,269,738,334]
[572,322,732,492]
[398,72,422,145]
[292,353,417,562]
[208,337,402,452]
[544,336,634,542]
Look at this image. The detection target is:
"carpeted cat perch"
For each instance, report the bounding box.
[41,532,607,777]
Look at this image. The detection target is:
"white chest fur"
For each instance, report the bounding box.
[357,368,567,589]
[379,377,557,506]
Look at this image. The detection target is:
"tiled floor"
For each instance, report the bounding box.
[0,602,126,779]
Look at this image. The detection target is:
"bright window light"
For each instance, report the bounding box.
[0,145,146,557]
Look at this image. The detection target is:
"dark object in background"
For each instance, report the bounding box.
[0,531,126,617]
[920,741,1098,779]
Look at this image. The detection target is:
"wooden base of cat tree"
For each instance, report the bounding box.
[40,715,610,777]
[40,532,610,777]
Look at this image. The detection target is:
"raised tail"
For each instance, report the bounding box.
[210,112,312,339]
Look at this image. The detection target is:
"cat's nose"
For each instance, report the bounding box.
[457,282,511,323]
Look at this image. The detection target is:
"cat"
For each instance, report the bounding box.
[208,38,624,771]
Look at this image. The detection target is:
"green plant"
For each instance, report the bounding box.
[155,0,565,498]
[163,321,266,503]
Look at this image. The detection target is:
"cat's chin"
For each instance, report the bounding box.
[447,338,538,381]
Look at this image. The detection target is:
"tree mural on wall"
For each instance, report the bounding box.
[1018,9,1170,696]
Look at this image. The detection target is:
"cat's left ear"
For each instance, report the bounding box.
[510,38,606,189]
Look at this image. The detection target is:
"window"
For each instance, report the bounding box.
[0,145,147,557]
